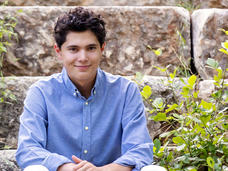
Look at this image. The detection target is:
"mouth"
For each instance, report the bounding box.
[74,65,91,71]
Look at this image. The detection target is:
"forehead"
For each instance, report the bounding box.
[64,30,99,46]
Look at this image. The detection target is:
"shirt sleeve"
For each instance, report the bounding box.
[113,82,153,171]
[15,85,72,171]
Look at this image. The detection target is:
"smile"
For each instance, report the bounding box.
[74,65,91,70]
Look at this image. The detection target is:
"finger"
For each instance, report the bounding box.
[77,162,94,171]
[72,155,83,164]
[73,160,88,170]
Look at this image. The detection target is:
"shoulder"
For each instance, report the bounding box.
[101,70,138,92]
[29,72,63,93]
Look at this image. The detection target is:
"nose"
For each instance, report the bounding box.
[78,50,88,62]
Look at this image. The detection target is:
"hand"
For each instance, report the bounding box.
[57,162,78,171]
[72,155,102,171]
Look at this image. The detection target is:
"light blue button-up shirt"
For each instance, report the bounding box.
[16,68,153,171]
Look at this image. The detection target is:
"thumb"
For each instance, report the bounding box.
[72,155,83,164]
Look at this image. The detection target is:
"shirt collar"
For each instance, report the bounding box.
[62,67,102,97]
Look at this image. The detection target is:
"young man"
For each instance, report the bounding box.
[16,7,154,171]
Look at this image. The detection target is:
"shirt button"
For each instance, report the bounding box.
[85,101,88,105]
[85,126,89,130]
[73,92,76,96]
[94,90,96,95]
[84,150,88,154]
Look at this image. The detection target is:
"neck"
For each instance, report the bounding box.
[74,78,96,99]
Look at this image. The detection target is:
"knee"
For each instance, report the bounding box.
[24,165,49,171]
[141,165,167,171]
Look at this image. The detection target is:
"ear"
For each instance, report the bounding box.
[100,42,106,52]
[54,44,62,60]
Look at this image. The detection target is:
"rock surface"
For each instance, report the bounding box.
[0,6,190,77]
[0,77,41,149]
[0,150,20,171]
[1,0,228,9]
[1,76,225,147]
[192,9,228,79]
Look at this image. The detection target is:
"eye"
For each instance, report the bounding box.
[68,47,78,52]
[88,46,97,51]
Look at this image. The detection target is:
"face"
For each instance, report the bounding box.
[55,30,105,86]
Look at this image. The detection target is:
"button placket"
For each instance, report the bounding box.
[82,100,91,159]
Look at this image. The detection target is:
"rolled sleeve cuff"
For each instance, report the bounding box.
[113,155,137,169]
[42,153,72,171]
[113,143,153,171]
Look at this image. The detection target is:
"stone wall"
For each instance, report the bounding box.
[1,0,228,8]
[1,7,228,79]
[1,6,191,77]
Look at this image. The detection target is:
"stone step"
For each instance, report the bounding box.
[1,6,191,76]
[2,0,228,9]
[192,8,228,79]
[0,75,223,149]
[0,150,20,171]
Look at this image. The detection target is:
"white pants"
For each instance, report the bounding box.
[23,164,167,171]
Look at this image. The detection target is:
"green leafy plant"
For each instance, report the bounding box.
[0,1,18,103]
[140,30,228,170]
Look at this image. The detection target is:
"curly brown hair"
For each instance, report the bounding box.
[54,7,106,48]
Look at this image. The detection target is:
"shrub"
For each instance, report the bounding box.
[140,30,228,171]
[0,2,19,103]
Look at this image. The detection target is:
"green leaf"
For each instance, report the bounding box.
[165,103,178,113]
[221,41,228,49]
[152,98,163,109]
[135,72,144,83]
[17,9,23,13]
[200,100,213,110]
[141,85,152,99]
[193,91,198,98]
[216,68,223,80]
[152,48,162,56]
[152,112,167,121]
[222,123,228,130]
[181,86,190,97]
[188,75,197,89]
[173,137,185,144]
[200,115,211,125]
[153,66,167,72]
[153,138,161,153]
[169,68,177,79]
[160,130,175,138]
[207,157,215,168]
[206,58,219,69]
[173,113,184,120]
[9,94,16,101]
[0,44,7,53]
[176,30,186,45]
[219,48,228,55]
[167,151,173,162]
[218,28,228,35]
[146,45,152,50]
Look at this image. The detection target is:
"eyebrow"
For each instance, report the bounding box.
[66,43,98,48]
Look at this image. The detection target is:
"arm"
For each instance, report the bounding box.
[58,155,132,171]
[113,82,153,170]
[16,85,71,171]
[101,163,132,171]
